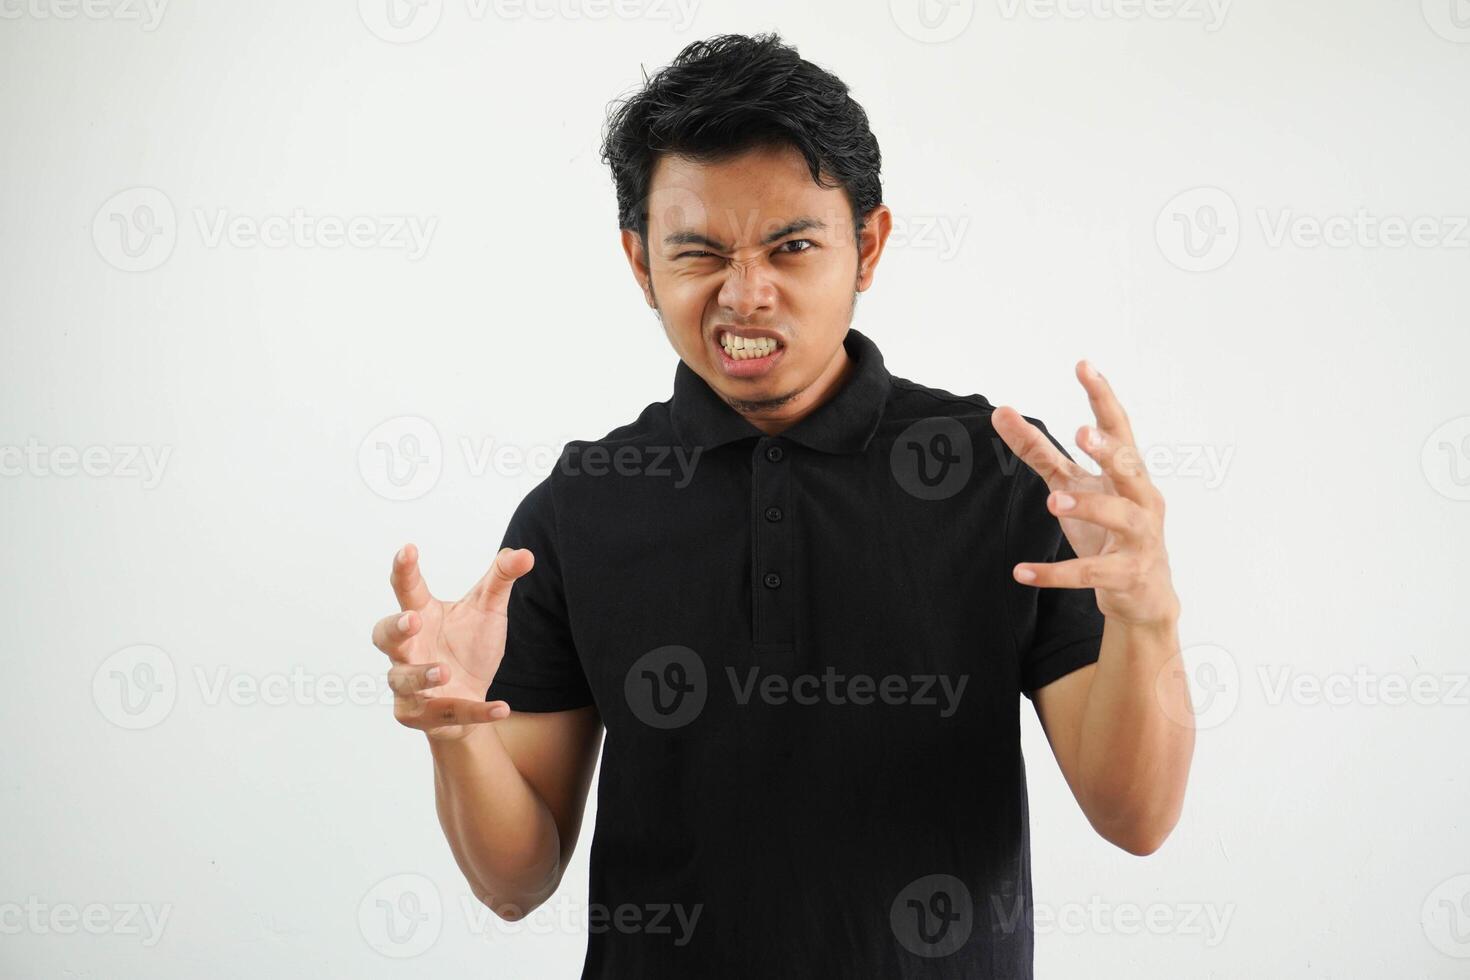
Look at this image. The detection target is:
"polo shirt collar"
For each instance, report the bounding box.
[670,327,890,455]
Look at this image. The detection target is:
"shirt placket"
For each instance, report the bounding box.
[751,436,795,650]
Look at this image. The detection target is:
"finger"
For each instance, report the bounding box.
[1075,423,1158,508]
[469,547,535,614]
[1013,554,1139,591]
[1046,489,1154,542]
[372,609,421,661]
[991,405,1088,487]
[390,543,433,611]
[398,696,509,731]
[1076,360,1137,448]
[387,661,448,697]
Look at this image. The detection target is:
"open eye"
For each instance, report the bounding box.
[779,239,816,254]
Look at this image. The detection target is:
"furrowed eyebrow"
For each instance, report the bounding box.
[663,217,828,252]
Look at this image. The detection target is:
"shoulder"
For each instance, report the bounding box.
[883,373,1057,457]
[560,396,675,456]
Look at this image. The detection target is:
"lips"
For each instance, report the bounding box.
[711,326,787,378]
[715,327,784,360]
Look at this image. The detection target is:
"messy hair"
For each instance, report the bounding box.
[599,32,883,263]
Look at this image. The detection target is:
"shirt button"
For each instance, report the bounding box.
[764,444,784,462]
[763,572,782,589]
[764,506,783,522]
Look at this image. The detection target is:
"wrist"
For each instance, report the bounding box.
[1109,592,1181,636]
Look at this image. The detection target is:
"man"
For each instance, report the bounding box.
[371,32,1192,978]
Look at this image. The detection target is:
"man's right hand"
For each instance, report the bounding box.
[372,543,535,742]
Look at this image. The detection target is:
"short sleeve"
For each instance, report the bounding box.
[1004,418,1107,701]
[484,473,595,712]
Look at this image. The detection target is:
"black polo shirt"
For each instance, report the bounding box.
[486,327,1105,978]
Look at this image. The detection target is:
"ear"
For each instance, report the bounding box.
[855,204,893,293]
[621,228,656,308]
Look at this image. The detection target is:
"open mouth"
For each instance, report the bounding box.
[717,329,783,361]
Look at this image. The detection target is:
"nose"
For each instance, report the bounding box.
[716,261,777,321]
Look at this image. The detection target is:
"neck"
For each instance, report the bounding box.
[739,339,856,437]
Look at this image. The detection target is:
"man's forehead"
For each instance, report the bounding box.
[646,150,847,244]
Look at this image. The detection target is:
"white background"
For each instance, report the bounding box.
[3,0,1469,976]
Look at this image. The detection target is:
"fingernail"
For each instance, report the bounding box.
[426,666,441,683]
[1015,566,1037,583]
[1083,360,1100,379]
[397,613,411,631]
[1053,492,1075,511]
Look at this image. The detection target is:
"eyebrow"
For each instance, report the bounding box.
[663,216,828,253]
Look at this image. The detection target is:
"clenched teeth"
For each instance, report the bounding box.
[720,331,780,360]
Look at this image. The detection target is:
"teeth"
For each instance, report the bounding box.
[719,331,779,360]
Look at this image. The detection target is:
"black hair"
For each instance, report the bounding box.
[598,32,883,267]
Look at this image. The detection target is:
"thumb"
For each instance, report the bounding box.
[472,547,535,613]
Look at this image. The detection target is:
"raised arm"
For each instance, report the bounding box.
[371,544,603,916]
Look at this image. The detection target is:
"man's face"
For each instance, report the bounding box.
[623,143,890,420]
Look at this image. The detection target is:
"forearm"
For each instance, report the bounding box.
[1073,613,1194,854]
[430,724,564,916]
